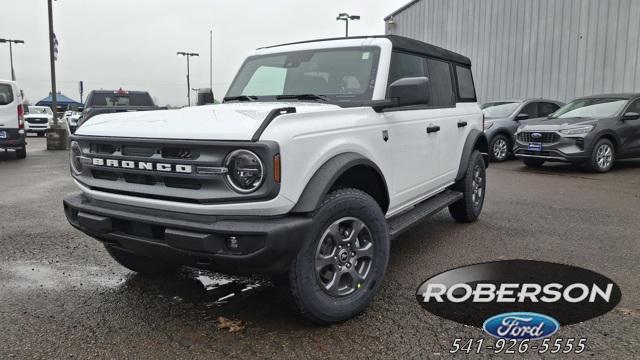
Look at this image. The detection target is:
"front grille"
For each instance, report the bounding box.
[72,136,279,204]
[26,118,48,124]
[517,132,560,144]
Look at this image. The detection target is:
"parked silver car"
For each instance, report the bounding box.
[482,99,564,161]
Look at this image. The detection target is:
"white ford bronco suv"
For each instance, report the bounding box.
[64,35,488,324]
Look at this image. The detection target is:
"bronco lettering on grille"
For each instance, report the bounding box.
[91,158,192,174]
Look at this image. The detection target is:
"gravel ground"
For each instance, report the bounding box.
[1,136,639,359]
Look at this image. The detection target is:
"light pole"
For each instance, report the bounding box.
[177,51,199,106]
[46,0,67,150]
[0,38,24,81]
[336,13,360,37]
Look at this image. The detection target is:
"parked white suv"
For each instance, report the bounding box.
[24,105,54,136]
[0,79,26,159]
[63,36,489,323]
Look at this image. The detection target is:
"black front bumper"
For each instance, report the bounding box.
[63,192,311,275]
[513,136,590,163]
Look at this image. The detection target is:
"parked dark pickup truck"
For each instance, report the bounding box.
[74,89,163,132]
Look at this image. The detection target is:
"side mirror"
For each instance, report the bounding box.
[622,112,640,121]
[388,77,430,107]
[515,113,529,121]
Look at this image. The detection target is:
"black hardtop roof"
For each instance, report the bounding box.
[258,35,471,66]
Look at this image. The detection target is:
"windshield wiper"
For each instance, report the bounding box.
[223,95,258,102]
[276,94,328,102]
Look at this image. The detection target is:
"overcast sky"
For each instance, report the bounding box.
[2,0,408,106]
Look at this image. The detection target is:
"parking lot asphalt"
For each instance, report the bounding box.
[1,136,639,359]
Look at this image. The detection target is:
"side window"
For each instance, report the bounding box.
[0,84,14,105]
[455,65,476,101]
[425,58,455,107]
[388,52,426,88]
[538,102,560,117]
[627,99,640,114]
[518,103,538,119]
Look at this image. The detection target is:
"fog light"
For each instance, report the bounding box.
[226,236,240,250]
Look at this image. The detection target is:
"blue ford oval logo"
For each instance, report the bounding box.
[483,312,559,340]
[531,132,543,139]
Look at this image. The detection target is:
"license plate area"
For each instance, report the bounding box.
[0,131,6,139]
[528,142,543,152]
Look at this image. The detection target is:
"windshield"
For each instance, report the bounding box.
[550,98,628,119]
[28,107,53,115]
[226,47,380,103]
[481,102,520,118]
[89,93,154,107]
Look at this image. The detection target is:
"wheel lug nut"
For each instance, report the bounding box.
[346,263,351,268]
[351,252,356,257]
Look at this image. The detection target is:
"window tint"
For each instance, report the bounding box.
[519,103,538,119]
[538,102,560,117]
[388,52,425,86]
[89,93,154,107]
[627,99,640,113]
[455,66,476,101]
[426,58,454,107]
[0,84,14,105]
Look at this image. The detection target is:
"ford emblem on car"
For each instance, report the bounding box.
[531,132,543,139]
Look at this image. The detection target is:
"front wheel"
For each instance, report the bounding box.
[105,245,178,275]
[286,188,389,324]
[587,138,615,173]
[489,134,510,162]
[449,150,486,223]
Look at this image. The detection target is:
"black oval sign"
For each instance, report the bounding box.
[416,260,621,327]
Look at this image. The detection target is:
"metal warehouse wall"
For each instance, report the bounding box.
[385,0,640,103]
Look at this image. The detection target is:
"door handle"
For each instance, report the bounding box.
[457,121,468,128]
[426,125,441,133]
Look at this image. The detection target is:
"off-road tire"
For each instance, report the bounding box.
[449,150,486,223]
[105,245,178,275]
[522,158,545,168]
[489,134,510,162]
[587,138,615,173]
[286,188,389,324]
[15,146,26,159]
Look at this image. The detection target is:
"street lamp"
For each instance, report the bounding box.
[177,51,199,106]
[0,38,25,81]
[336,13,360,37]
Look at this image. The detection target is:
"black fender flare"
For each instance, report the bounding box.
[456,130,490,181]
[589,130,621,154]
[291,152,389,213]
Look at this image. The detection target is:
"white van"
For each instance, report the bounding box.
[0,79,26,159]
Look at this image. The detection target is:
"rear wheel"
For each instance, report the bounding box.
[15,146,26,159]
[489,134,510,162]
[522,158,545,168]
[587,138,615,173]
[449,150,486,223]
[105,245,178,275]
[285,188,389,324]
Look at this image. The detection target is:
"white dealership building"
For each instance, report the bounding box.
[385,0,640,103]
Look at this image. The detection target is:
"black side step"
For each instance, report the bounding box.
[387,190,463,240]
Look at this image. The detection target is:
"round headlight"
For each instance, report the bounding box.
[225,149,264,193]
[70,141,83,175]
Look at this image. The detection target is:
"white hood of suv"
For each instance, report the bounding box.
[76,102,340,140]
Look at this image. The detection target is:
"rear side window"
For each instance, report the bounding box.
[0,84,14,105]
[538,102,560,117]
[455,66,476,101]
[425,58,454,107]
